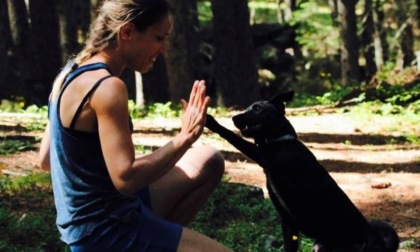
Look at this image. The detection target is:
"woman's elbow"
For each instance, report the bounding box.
[40,158,51,171]
[113,180,136,197]
[39,151,51,171]
[110,169,138,196]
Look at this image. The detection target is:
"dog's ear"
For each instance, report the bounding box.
[269,91,294,107]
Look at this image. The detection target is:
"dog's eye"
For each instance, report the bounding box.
[253,105,261,111]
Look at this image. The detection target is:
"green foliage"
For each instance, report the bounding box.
[146,102,181,118]
[291,1,339,58]
[190,180,314,251]
[0,100,47,116]
[134,145,153,154]
[290,79,419,108]
[0,139,35,155]
[0,173,67,252]
[207,106,229,117]
[128,101,180,119]
[0,99,26,113]
[0,100,48,132]
[129,100,231,119]
[0,174,316,252]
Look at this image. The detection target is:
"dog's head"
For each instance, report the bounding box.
[232,91,295,140]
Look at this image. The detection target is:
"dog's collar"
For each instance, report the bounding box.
[262,134,296,144]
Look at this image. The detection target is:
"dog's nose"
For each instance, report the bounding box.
[232,115,242,127]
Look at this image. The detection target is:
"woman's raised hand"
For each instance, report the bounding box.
[180,80,210,144]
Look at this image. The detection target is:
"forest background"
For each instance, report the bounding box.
[0,0,419,109]
[0,0,419,251]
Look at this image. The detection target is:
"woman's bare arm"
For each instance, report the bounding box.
[93,78,209,196]
[39,122,51,171]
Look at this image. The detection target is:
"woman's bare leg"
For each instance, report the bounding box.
[177,227,232,252]
[149,145,225,225]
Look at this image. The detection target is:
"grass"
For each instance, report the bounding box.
[0,84,418,250]
[0,173,67,252]
[0,173,316,252]
[190,180,314,251]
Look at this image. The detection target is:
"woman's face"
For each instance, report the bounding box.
[123,15,173,73]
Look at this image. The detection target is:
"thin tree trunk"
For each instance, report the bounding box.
[337,0,361,85]
[211,0,259,108]
[7,0,34,103]
[29,0,61,104]
[76,0,91,42]
[373,0,388,68]
[58,0,79,63]
[142,55,170,104]
[328,0,339,26]
[165,0,199,103]
[361,0,377,81]
[135,71,144,109]
[394,0,415,67]
[277,0,296,23]
[0,0,11,99]
[416,0,420,30]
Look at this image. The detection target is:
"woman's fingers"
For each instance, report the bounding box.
[181,80,210,137]
[189,81,200,107]
[187,80,207,111]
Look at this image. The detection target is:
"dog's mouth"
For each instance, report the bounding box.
[238,123,263,136]
[233,114,264,137]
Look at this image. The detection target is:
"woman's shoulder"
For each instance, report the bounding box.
[90,75,129,112]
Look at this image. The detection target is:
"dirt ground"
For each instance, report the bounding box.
[1,112,419,251]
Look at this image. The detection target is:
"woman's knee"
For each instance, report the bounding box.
[181,145,225,182]
[198,145,225,180]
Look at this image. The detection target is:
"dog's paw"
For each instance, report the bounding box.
[205,114,220,131]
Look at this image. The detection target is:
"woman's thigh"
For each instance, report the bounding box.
[148,145,224,222]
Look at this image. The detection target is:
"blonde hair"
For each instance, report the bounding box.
[51,0,171,100]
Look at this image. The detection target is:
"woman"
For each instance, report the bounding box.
[39,0,231,251]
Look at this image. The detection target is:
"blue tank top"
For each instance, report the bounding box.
[49,62,141,244]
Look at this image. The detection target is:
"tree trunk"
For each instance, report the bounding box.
[142,55,170,104]
[165,0,200,103]
[393,0,415,67]
[277,0,296,23]
[361,0,377,82]
[211,0,259,108]
[415,0,420,30]
[0,0,11,99]
[337,0,361,85]
[134,71,144,109]
[76,0,91,42]
[372,0,388,68]
[29,0,61,104]
[58,0,79,64]
[7,0,34,103]
[328,0,339,26]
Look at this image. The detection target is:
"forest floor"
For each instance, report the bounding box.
[0,111,419,251]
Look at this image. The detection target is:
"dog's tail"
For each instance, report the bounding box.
[364,220,400,252]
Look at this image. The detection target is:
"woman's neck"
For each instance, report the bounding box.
[84,49,126,77]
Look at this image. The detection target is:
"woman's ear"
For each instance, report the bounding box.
[119,22,136,41]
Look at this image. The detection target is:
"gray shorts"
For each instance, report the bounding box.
[69,188,183,252]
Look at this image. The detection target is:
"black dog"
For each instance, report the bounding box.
[205,91,399,252]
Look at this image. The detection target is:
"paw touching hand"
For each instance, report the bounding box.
[205,114,220,132]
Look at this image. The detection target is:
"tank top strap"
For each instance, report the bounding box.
[69,75,113,129]
[63,62,113,88]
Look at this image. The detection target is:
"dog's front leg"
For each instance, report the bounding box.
[281,220,300,252]
[206,114,263,163]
